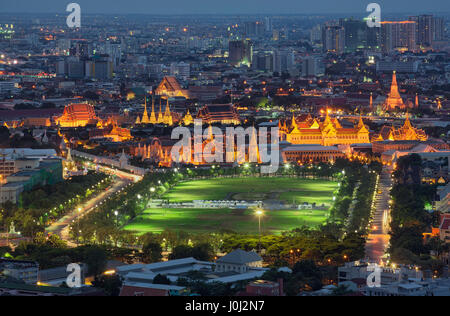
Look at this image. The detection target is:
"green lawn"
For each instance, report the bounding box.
[124,177,338,235]
[124,208,329,235]
[162,177,338,205]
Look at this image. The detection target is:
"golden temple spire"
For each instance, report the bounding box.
[291,113,300,133]
[404,111,412,129]
[157,99,163,124]
[164,99,173,125]
[141,97,150,124]
[150,97,157,124]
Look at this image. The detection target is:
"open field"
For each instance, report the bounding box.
[162,177,338,205]
[124,208,329,235]
[124,177,338,234]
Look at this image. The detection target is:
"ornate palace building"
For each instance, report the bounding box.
[197,104,241,125]
[55,103,98,127]
[279,111,370,146]
[372,113,428,142]
[154,76,189,98]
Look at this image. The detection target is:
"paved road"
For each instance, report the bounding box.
[365,168,392,263]
[46,172,135,246]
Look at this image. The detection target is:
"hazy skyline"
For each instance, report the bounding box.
[0,0,449,15]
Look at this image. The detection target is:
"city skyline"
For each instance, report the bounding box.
[0,0,449,15]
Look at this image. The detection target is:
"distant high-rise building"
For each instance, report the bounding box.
[72,41,92,58]
[244,21,265,38]
[85,55,113,80]
[302,56,324,77]
[170,62,190,81]
[412,15,434,47]
[409,15,446,48]
[67,57,85,79]
[339,18,380,52]
[228,39,253,67]
[322,26,345,54]
[57,39,71,55]
[265,17,273,33]
[252,51,274,72]
[272,30,280,41]
[273,49,295,74]
[106,41,122,68]
[381,21,417,53]
[310,25,322,44]
[433,17,445,41]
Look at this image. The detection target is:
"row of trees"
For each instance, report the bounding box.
[389,154,447,275]
[0,172,112,237]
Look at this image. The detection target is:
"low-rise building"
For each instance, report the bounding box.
[116,250,270,295]
[0,259,39,284]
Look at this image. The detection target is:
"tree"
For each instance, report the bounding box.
[83,246,108,277]
[142,242,163,263]
[169,245,193,260]
[153,274,171,285]
[92,274,123,296]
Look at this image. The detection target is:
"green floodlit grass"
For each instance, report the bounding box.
[162,177,338,205]
[123,208,330,235]
[123,177,338,235]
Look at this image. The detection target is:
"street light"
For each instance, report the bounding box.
[255,209,264,254]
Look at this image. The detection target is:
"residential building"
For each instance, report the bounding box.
[322,26,345,54]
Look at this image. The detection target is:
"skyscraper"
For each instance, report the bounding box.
[433,17,445,42]
[322,26,345,54]
[339,18,380,52]
[409,15,446,48]
[228,39,253,67]
[273,49,295,74]
[252,51,274,72]
[381,21,417,53]
[302,56,324,77]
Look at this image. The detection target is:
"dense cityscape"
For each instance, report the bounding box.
[0,0,449,301]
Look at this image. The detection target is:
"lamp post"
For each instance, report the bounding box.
[114,210,119,226]
[77,207,82,246]
[255,209,263,255]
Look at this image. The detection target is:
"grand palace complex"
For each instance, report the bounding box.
[2,74,438,168]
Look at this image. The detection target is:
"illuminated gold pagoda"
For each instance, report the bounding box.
[141,97,150,124]
[183,110,194,125]
[384,71,405,111]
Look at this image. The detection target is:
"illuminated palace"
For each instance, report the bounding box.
[279,111,370,146]
[372,113,428,142]
[154,76,190,98]
[136,97,174,126]
[55,103,98,127]
[95,117,132,142]
[132,126,261,167]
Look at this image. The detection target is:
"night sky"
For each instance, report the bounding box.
[0,0,449,14]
